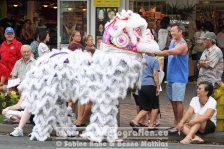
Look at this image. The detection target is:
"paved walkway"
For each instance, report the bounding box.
[1,83,224,144]
[119,83,196,127]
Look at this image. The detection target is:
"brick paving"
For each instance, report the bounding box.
[120,103,174,127]
[119,83,197,127]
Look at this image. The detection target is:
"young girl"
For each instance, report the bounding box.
[68,30,84,51]
[38,30,50,57]
[84,35,96,55]
[74,35,96,126]
[67,31,84,124]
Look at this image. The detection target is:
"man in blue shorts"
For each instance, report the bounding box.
[154,24,189,132]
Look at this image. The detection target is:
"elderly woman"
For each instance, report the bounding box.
[177,81,217,144]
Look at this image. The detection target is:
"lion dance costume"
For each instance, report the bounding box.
[19,10,160,142]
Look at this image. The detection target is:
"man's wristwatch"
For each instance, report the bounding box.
[154,53,157,57]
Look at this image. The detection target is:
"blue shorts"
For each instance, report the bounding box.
[166,82,186,101]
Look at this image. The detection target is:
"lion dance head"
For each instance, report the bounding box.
[101,10,160,53]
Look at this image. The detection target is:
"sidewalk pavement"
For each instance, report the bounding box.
[0,83,223,144]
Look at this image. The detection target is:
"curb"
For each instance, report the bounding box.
[0,124,223,144]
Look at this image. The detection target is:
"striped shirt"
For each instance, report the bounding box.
[11,57,36,81]
[198,44,224,87]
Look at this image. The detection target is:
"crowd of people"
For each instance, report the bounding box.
[0,26,97,137]
[0,15,223,145]
[128,19,223,144]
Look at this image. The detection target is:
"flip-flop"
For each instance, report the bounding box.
[147,126,158,131]
[153,122,160,127]
[129,121,140,131]
[138,123,147,127]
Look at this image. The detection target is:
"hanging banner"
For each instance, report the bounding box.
[94,0,120,7]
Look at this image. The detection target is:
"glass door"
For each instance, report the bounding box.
[58,0,88,48]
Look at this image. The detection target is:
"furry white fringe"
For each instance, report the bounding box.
[19,46,143,142]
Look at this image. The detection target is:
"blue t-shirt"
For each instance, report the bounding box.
[141,55,160,86]
[166,40,189,83]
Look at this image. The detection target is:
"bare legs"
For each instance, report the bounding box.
[75,101,92,126]
[132,110,148,125]
[180,114,206,144]
[148,109,159,127]
[132,109,158,128]
[171,101,183,126]
[10,116,20,122]
[18,108,31,129]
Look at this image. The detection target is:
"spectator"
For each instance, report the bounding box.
[191,20,205,81]
[130,54,160,130]
[2,96,32,137]
[197,32,223,88]
[2,96,24,123]
[67,30,84,120]
[30,33,40,59]
[38,30,50,57]
[9,108,31,136]
[155,24,189,133]
[177,81,216,144]
[74,35,96,126]
[0,27,22,74]
[157,17,170,70]
[68,30,84,51]
[84,35,96,55]
[21,19,33,44]
[2,45,35,124]
[0,55,9,92]
[34,18,47,40]
[11,45,36,82]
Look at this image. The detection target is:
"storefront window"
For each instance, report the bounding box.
[129,0,191,38]
[59,0,87,44]
[95,7,118,48]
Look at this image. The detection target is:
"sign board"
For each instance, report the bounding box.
[94,0,120,7]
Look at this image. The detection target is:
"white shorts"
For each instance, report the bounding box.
[4,110,24,120]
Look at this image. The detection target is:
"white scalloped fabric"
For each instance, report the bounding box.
[19,47,143,142]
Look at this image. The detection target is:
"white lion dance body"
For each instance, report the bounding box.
[19,10,160,142]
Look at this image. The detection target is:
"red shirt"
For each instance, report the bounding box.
[0,39,22,74]
[0,63,9,85]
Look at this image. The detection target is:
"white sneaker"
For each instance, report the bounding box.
[10,127,23,137]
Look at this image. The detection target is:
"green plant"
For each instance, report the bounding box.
[0,115,4,123]
[0,91,20,110]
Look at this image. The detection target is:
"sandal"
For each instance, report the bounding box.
[154,122,160,127]
[180,137,192,144]
[138,123,147,127]
[147,126,158,131]
[129,121,140,131]
[191,136,204,144]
